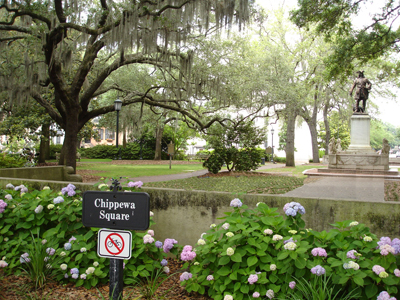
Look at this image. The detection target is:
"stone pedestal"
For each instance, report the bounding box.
[328,153,389,170]
[347,114,375,153]
[326,113,390,173]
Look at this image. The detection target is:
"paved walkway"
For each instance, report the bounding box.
[123,162,391,202]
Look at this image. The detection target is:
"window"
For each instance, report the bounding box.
[98,129,104,140]
[56,136,61,144]
[105,129,115,140]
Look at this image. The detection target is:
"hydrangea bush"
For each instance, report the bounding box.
[0,182,179,289]
[181,199,400,300]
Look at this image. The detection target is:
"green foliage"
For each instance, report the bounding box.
[0,183,178,289]
[180,200,400,300]
[318,112,350,151]
[79,143,160,160]
[131,268,175,299]
[19,232,63,289]
[49,145,63,159]
[0,154,26,168]
[273,157,286,163]
[284,274,360,300]
[203,120,266,173]
[370,120,400,150]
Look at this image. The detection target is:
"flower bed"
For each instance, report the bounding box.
[1,182,400,300]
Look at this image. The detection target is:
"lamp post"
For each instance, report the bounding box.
[114,99,122,160]
[271,127,275,164]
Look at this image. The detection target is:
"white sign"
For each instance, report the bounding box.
[97,229,132,260]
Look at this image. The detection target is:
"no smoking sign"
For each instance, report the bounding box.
[97,229,132,260]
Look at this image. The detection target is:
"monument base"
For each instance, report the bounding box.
[328,153,389,171]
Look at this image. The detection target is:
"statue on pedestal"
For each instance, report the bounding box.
[328,137,336,154]
[349,70,372,113]
[382,138,390,155]
[336,138,342,152]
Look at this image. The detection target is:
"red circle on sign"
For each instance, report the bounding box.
[105,233,125,255]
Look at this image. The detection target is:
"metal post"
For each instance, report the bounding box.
[109,258,123,300]
[169,155,172,169]
[271,131,275,164]
[116,110,121,160]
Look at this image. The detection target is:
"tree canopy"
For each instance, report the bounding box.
[0,0,255,171]
[290,0,400,78]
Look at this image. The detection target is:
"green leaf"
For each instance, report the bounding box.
[234,281,241,292]
[294,258,306,269]
[353,276,364,286]
[247,256,258,267]
[365,284,378,298]
[231,252,242,262]
[217,266,231,276]
[219,256,230,265]
[240,284,249,293]
[277,251,289,260]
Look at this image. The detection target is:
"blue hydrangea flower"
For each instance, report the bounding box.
[161,259,168,266]
[64,243,72,250]
[70,268,79,274]
[155,241,163,248]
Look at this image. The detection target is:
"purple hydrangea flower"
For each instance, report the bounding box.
[155,241,163,248]
[289,281,296,289]
[372,265,385,275]
[163,238,177,253]
[64,243,72,250]
[377,291,396,300]
[69,236,77,243]
[0,200,7,214]
[311,247,327,257]
[61,184,76,197]
[311,265,326,276]
[207,275,214,281]
[252,292,260,298]
[20,253,30,263]
[46,248,55,256]
[230,198,243,207]
[180,245,196,261]
[283,202,305,217]
[70,268,79,274]
[127,181,143,188]
[161,259,168,266]
[346,250,358,259]
[248,274,258,284]
[179,271,192,281]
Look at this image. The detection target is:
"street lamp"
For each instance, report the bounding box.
[271,127,275,164]
[114,99,122,160]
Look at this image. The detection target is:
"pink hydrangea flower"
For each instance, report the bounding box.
[346,250,358,259]
[180,245,196,261]
[372,265,385,275]
[248,274,258,284]
[252,292,260,298]
[179,271,192,281]
[311,247,327,257]
[289,281,296,289]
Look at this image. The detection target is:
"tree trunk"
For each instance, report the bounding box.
[38,123,50,163]
[307,119,320,163]
[323,99,331,155]
[59,143,66,165]
[286,110,297,167]
[62,110,79,172]
[154,124,164,160]
[123,128,127,148]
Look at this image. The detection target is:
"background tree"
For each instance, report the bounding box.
[290,0,400,78]
[0,0,253,172]
[203,118,266,173]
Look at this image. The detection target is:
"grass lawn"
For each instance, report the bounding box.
[145,174,304,194]
[77,162,205,178]
[258,164,326,178]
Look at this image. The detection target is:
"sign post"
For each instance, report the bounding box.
[82,179,149,300]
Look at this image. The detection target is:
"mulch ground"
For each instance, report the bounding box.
[0,258,211,300]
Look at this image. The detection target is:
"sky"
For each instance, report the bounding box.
[255,0,400,127]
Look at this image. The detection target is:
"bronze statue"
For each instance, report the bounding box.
[349,70,372,113]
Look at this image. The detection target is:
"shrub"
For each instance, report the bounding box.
[0,154,26,168]
[203,151,225,174]
[78,143,162,160]
[273,156,286,163]
[49,144,63,159]
[180,199,400,300]
[0,182,179,289]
